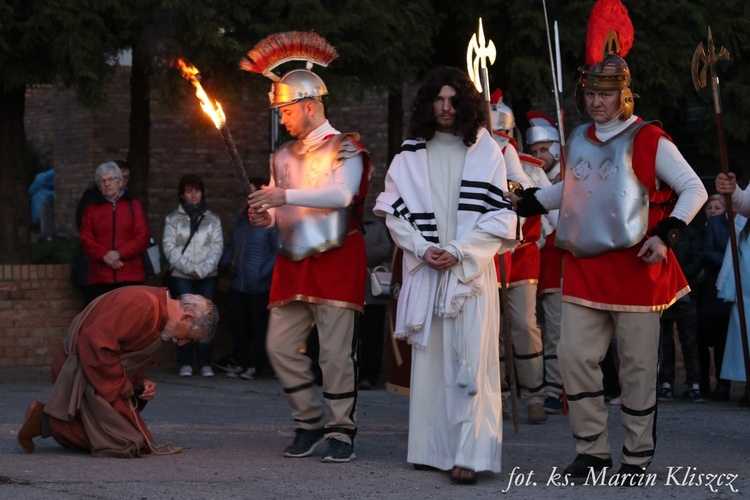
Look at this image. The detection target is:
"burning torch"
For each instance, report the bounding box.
[176,59,252,196]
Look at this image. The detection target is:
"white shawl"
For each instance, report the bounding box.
[375,128,517,351]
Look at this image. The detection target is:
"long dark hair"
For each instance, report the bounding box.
[408,66,485,147]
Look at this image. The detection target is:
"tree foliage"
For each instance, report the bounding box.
[3,0,750,263]
[0,0,440,262]
[0,0,125,262]
[424,0,750,180]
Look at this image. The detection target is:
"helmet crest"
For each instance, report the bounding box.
[576,0,637,122]
[240,31,338,108]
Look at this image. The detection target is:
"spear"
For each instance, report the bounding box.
[467,19,521,432]
[541,0,567,175]
[692,27,750,407]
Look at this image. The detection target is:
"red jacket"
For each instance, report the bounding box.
[80,192,149,285]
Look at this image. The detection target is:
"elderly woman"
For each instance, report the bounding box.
[163,174,223,377]
[79,162,150,305]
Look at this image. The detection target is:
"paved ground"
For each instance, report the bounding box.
[1,365,748,499]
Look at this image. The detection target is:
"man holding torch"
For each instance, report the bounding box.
[242,32,372,464]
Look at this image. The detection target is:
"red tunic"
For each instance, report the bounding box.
[268,136,371,313]
[48,286,168,452]
[538,232,565,295]
[561,121,689,312]
[508,216,541,287]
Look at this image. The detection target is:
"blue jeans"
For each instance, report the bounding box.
[170,276,218,368]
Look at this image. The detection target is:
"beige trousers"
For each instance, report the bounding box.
[266,302,358,445]
[558,302,658,467]
[539,292,563,399]
[501,284,545,407]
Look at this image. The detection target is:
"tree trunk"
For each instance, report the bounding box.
[387,88,404,165]
[127,42,151,213]
[0,87,31,263]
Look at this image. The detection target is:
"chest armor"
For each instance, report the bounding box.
[273,135,351,262]
[556,122,651,258]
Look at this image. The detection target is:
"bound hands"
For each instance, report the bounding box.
[502,191,521,211]
[424,246,457,271]
[716,173,737,196]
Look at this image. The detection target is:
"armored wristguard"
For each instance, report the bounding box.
[515,187,548,217]
[650,217,687,249]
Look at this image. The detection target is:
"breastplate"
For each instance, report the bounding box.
[273,136,351,262]
[556,122,651,258]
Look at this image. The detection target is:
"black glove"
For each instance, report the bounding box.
[650,217,687,249]
[515,187,548,217]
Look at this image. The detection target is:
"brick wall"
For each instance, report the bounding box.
[16,67,414,367]
[0,267,231,367]
[24,67,401,244]
[0,264,83,367]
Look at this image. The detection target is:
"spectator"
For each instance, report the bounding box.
[162,174,223,378]
[79,162,149,305]
[698,195,732,400]
[219,177,277,380]
[658,222,705,402]
[76,160,131,231]
[716,214,750,407]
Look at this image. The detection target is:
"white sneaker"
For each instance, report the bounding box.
[239,368,257,380]
[200,366,215,377]
[179,366,193,377]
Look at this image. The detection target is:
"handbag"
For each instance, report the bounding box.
[163,215,203,287]
[218,225,250,294]
[369,265,392,297]
[142,240,161,276]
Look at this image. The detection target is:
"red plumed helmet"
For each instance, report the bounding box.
[576,0,637,122]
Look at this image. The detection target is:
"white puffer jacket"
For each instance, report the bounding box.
[162,205,223,279]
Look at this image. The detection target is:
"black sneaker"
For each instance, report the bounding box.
[657,385,674,402]
[683,388,705,403]
[563,454,613,478]
[283,428,325,458]
[544,395,563,414]
[617,463,648,486]
[320,438,356,463]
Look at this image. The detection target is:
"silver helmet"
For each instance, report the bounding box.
[269,69,328,108]
[525,111,561,161]
[489,89,514,132]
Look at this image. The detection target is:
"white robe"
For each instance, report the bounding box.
[382,131,515,473]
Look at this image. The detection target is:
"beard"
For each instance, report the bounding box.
[160,328,177,343]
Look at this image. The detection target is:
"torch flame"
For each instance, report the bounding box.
[176,58,226,130]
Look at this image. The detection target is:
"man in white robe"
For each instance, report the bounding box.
[374,66,518,484]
